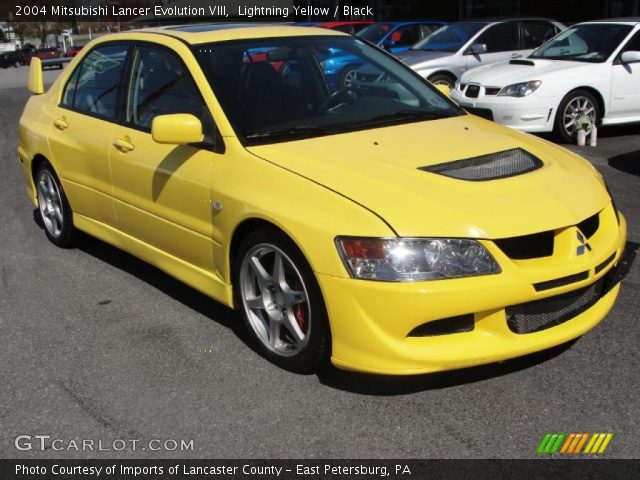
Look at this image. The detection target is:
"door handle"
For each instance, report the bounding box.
[53,117,68,130]
[113,138,134,152]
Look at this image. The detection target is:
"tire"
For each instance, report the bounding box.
[554,90,600,143]
[234,228,331,373]
[35,162,78,248]
[428,73,456,90]
[339,65,358,88]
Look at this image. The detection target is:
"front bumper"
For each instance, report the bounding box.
[321,209,629,375]
[451,88,559,133]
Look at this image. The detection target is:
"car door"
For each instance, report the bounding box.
[47,43,130,225]
[610,30,640,118]
[109,44,217,272]
[465,22,520,71]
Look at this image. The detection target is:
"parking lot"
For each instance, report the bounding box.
[1,64,639,459]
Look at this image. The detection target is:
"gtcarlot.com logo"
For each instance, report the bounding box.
[14,435,194,452]
[537,433,613,455]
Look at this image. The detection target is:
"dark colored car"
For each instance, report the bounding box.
[0,50,21,68]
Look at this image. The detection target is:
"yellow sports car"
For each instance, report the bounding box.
[18,25,631,375]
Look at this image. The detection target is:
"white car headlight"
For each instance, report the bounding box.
[336,237,500,281]
[498,80,541,97]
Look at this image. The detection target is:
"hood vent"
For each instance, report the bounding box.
[509,59,535,66]
[419,148,543,181]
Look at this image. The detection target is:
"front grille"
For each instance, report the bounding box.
[577,212,600,239]
[420,148,543,182]
[465,84,480,98]
[595,252,616,275]
[533,271,589,292]
[507,277,605,334]
[485,87,501,95]
[466,107,494,121]
[495,230,554,259]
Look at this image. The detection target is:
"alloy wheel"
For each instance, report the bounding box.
[37,169,64,238]
[239,244,311,357]
[562,95,596,138]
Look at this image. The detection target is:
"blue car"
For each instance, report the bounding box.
[304,21,447,89]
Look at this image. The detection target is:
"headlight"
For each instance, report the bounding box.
[498,80,541,97]
[336,237,500,281]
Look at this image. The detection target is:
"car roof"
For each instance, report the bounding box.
[450,17,559,24]
[575,18,640,25]
[129,23,346,44]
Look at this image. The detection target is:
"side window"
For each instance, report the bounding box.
[521,21,558,49]
[476,23,520,53]
[620,31,640,52]
[61,44,128,120]
[389,25,421,47]
[127,46,208,131]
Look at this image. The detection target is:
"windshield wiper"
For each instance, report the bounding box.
[246,125,331,142]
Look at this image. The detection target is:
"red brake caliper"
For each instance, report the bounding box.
[292,278,307,331]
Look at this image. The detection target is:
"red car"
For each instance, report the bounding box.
[65,45,84,57]
[35,47,63,69]
[35,47,61,60]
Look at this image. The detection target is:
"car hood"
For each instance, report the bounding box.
[397,49,454,68]
[461,59,593,86]
[246,115,607,239]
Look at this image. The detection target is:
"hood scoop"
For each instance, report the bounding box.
[419,148,543,181]
[509,59,535,66]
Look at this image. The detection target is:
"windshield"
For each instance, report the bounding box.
[531,24,632,62]
[194,36,464,145]
[412,23,487,52]
[356,23,395,44]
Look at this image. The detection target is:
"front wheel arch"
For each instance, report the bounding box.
[553,88,604,143]
[427,71,457,89]
[232,225,332,373]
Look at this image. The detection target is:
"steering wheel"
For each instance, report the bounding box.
[321,88,360,111]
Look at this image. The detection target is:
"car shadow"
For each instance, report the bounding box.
[76,234,241,329]
[609,150,640,176]
[316,340,577,395]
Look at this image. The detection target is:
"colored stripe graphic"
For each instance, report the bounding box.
[538,433,613,454]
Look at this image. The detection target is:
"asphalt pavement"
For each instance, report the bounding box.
[1,65,639,459]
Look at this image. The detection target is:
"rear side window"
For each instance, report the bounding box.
[477,22,520,52]
[126,46,207,130]
[521,21,559,49]
[61,44,128,120]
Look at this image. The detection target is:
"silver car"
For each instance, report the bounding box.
[398,19,565,88]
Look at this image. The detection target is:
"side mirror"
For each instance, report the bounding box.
[27,57,44,95]
[470,43,488,55]
[435,84,451,97]
[382,39,396,50]
[151,114,203,145]
[620,51,640,63]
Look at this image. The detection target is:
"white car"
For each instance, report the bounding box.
[451,20,640,142]
[399,19,565,89]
